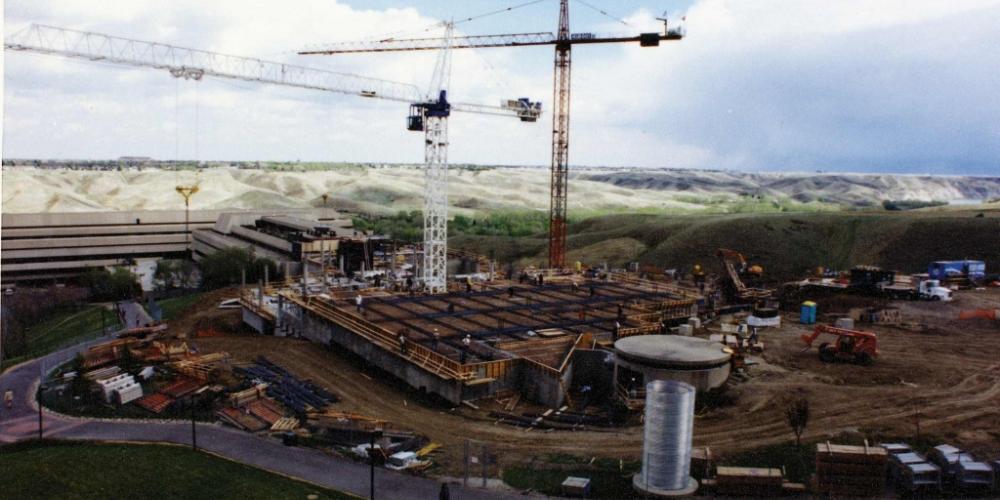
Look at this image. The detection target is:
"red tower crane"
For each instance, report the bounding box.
[300,1,684,269]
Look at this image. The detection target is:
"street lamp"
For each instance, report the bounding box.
[368,430,384,500]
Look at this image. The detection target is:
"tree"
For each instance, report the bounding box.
[80,267,141,301]
[785,396,810,447]
[153,259,198,290]
[199,247,278,290]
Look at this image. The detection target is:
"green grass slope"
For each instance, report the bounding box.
[0,441,353,500]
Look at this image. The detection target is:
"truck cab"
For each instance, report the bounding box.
[918,279,952,301]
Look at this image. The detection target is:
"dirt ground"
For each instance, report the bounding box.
[184,287,1000,474]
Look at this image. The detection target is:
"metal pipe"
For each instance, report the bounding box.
[639,380,695,491]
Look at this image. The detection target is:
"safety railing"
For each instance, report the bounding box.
[282,292,476,381]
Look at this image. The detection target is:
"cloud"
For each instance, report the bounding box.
[3,0,999,174]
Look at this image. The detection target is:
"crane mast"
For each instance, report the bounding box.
[549,0,572,269]
[300,5,684,271]
[7,24,541,295]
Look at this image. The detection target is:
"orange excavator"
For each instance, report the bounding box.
[800,324,879,365]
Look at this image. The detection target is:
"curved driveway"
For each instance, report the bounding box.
[1,338,521,499]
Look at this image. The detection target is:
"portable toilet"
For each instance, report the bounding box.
[800,301,817,324]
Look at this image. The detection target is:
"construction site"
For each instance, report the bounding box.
[4,1,1000,499]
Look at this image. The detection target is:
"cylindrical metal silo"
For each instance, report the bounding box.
[634,379,698,496]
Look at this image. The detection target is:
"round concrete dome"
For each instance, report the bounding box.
[614,335,731,369]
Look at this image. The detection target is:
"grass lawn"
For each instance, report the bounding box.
[502,454,640,499]
[3,306,121,369]
[156,292,207,321]
[0,440,356,500]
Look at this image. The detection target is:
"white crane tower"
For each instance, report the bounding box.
[5,24,542,293]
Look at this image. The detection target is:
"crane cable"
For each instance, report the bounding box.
[572,0,632,26]
[298,0,549,54]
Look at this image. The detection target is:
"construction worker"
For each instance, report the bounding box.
[613,321,621,342]
[465,276,473,293]
[508,286,515,298]
[572,281,580,293]
[537,274,544,286]
[398,333,407,355]
[355,294,363,314]
[749,326,759,348]
[460,334,472,363]
[432,330,440,351]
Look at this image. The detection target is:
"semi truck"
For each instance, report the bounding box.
[795,266,952,301]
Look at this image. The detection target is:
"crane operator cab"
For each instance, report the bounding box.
[505,98,542,122]
[407,90,452,132]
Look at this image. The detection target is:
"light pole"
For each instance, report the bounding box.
[368,430,383,500]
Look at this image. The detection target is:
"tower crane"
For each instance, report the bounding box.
[301,0,684,269]
[5,24,541,293]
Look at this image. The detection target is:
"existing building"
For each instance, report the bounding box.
[0,208,348,287]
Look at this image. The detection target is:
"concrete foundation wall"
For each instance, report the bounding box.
[515,361,571,409]
[242,308,270,335]
[281,303,465,405]
[615,357,730,391]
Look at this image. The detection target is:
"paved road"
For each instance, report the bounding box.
[1,341,521,500]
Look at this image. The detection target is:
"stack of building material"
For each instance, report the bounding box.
[135,392,174,413]
[270,417,299,432]
[233,357,337,414]
[245,398,285,426]
[216,407,269,432]
[83,366,121,381]
[159,377,204,399]
[713,466,783,496]
[170,352,230,381]
[880,442,912,457]
[229,384,269,407]
[814,442,888,497]
[95,373,136,403]
[114,380,143,405]
[82,339,137,369]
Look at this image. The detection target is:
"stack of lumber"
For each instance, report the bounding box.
[229,384,269,407]
[270,417,299,432]
[217,407,268,432]
[814,441,888,497]
[83,366,122,381]
[714,466,783,497]
[171,352,230,381]
[135,392,174,414]
[159,377,204,399]
[246,398,285,426]
[307,409,388,433]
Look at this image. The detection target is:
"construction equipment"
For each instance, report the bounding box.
[5,24,539,294]
[716,248,771,303]
[800,324,879,365]
[301,1,685,269]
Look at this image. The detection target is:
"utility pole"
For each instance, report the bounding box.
[190,395,198,450]
[368,430,383,499]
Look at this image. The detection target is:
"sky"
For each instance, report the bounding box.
[2,0,999,175]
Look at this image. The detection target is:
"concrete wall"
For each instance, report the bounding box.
[514,361,571,409]
[615,357,730,392]
[280,303,466,405]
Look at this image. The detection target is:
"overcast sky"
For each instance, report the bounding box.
[3,0,999,174]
